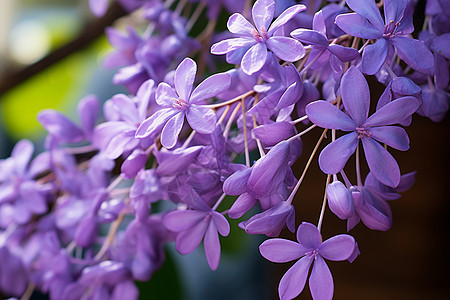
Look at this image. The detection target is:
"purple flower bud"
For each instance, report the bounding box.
[326,180,354,219]
[239,201,295,237]
[74,214,98,247]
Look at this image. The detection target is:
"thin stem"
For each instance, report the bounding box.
[356,143,363,189]
[212,193,227,211]
[20,283,36,300]
[300,49,326,79]
[422,15,429,31]
[287,124,317,143]
[203,90,255,109]
[241,97,250,167]
[317,174,332,232]
[253,115,266,157]
[0,223,17,247]
[286,129,328,204]
[186,1,206,32]
[94,203,128,260]
[290,115,309,125]
[358,39,370,54]
[384,62,398,79]
[175,0,187,15]
[64,144,97,155]
[107,176,123,192]
[110,188,131,197]
[223,102,241,138]
[340,170,352,188]
[217,105,231,125]
[181,130,196,149]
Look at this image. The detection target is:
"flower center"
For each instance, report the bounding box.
[172,97,188,110]
[383,20,402,38]
[307,249,319,259]
[251,27,269,43]
[356,127,372,139]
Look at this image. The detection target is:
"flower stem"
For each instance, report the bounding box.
[241,97,250,167]
[287,124,317,143]
[317,174,331,232]
[356,143,363,189]
[286,129,328,204]
[223,102,241,138]
[203,90,255,109]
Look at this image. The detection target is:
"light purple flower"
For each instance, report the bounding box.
[306,66,420,187]
[211,0,306,74]
[335,0,433,74]
[259,222,355,300]
[162,188,230,270]
[135,58,231,148]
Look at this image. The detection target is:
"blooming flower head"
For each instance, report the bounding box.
[260,222,356,300]
[306,66,420,187]
[211,0,306,74]
[135,57,231,148]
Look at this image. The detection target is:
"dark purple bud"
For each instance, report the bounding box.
[327,180,355,219]
[156,146,203,176]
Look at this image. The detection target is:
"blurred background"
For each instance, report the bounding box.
[0,1,449,299]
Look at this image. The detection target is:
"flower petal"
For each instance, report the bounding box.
[210,38,256,55]
[163,210,206,232]
[309,256,334,300]
[241,42,268,75]
[384,0,408,24]
[175,218,209,254]
[186,105,216,134]
[341,66,370,126]
[211,211,230,236]
[204,221,221,270]
[364,96,420,127]
[327,44,359,62]
[190,73,231,104]
[227,13,254,37]
[290,29,328,48]
[362,38,389,75]
[361,137,400,188]
[318,132,359,175]
[390,36,434,71]
[175,58,196,101]
[161,112,185,149]
[259,238,307,263]
[135,108,177,139]
[335,13,383,39]
[278,256,313,300]
[319,234,356,261]
[346,0,384,31]
[252,0,275,32]
[156,82,178,107]
[306,100,356,131]
[268,4,306,36]
[266,36,305,62]
[228,193,257,219]
[370,126,410,151]
[296,222,321,249]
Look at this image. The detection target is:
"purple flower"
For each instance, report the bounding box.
[211,0,306,74]
[306,66,420,187]
[259,222,355,300]
[135,58,231,148]
[335,0,433,74]
[239,201,295,237]
[291,10,359,68]
[162,188,230,270]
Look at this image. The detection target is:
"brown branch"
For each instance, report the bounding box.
[0,2,127,96]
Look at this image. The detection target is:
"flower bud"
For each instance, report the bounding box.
[327,181,354,219]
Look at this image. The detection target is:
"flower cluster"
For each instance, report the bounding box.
[0,0,448,299]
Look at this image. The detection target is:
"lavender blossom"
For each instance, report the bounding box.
[259,222,355,300]
[211,0,306,74]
